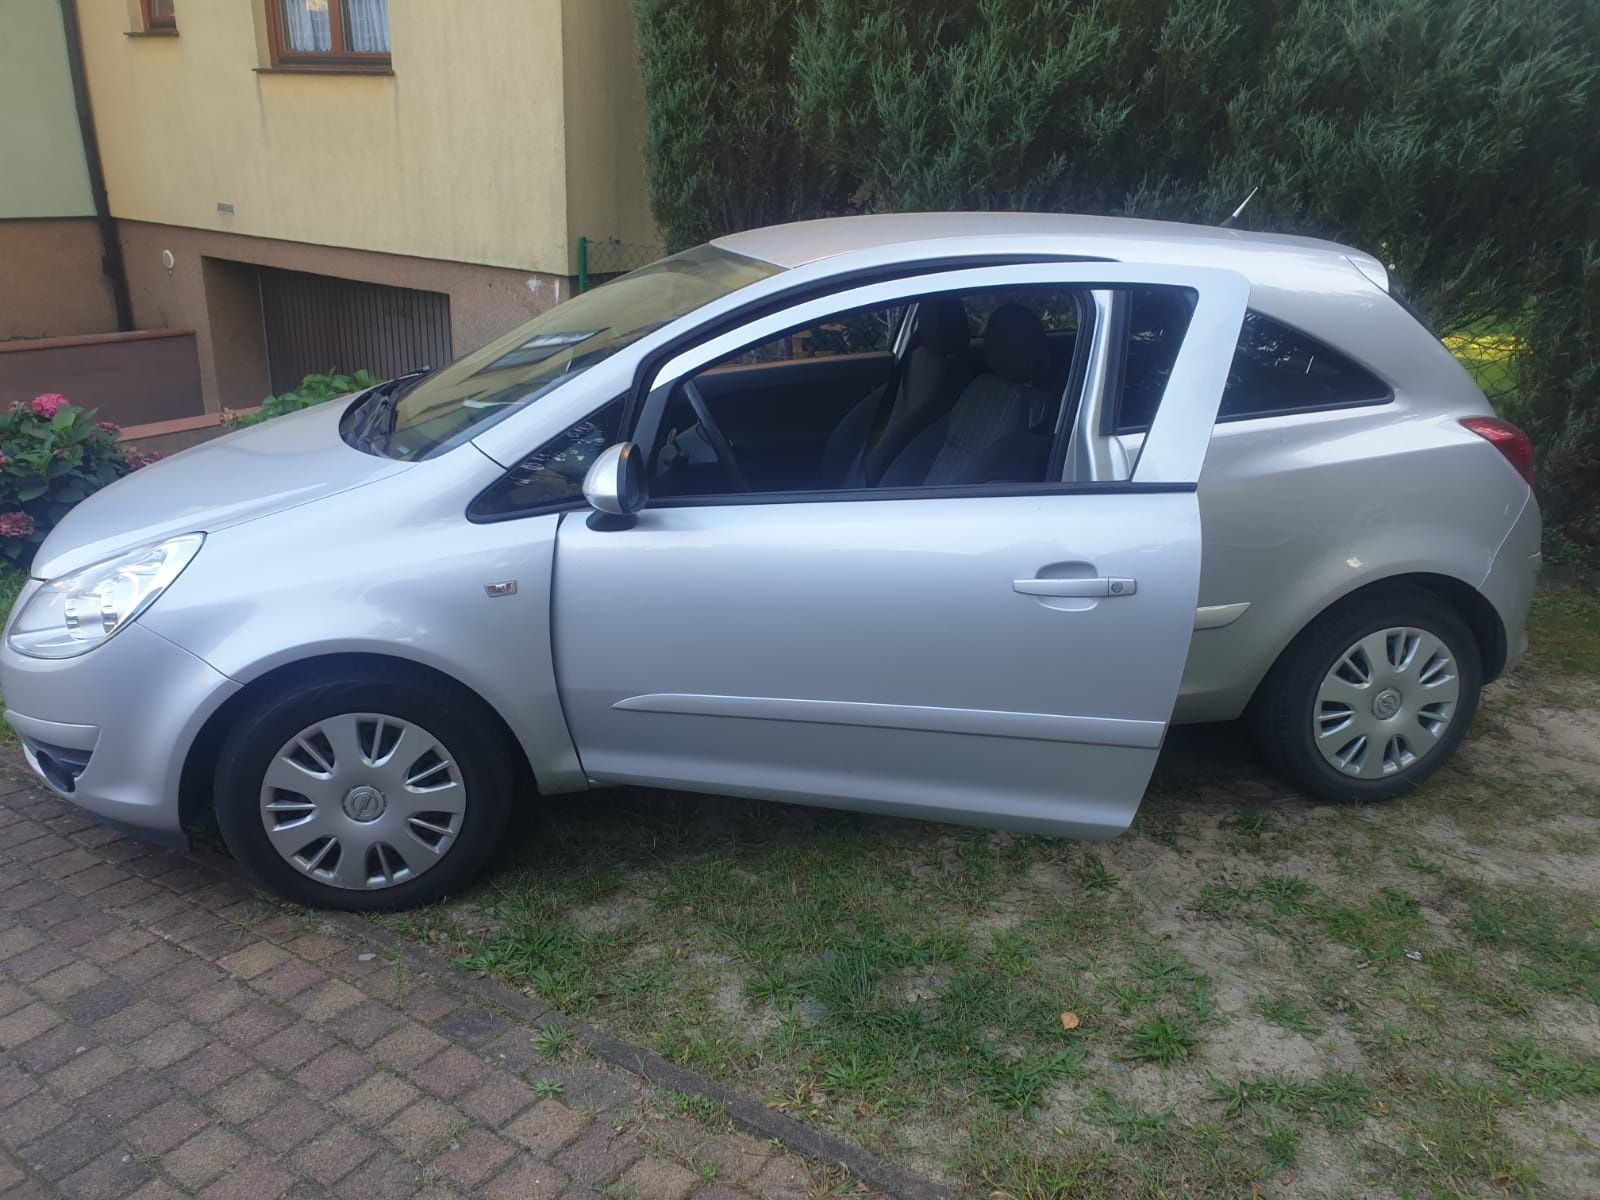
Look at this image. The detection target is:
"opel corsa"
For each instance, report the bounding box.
[0,215,1542,909]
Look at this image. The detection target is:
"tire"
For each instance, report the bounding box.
[1248,584,1482,804]
[214,669,515,910]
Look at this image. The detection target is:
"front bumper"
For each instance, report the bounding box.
[1,612,239,848]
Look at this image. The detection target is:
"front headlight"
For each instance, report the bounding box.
[8,534,204,660]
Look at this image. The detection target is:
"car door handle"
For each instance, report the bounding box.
[1013,577,1137,598]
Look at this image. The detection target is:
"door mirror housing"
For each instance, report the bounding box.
[582,442,647,526]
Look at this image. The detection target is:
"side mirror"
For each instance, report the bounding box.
[582,442,646,528]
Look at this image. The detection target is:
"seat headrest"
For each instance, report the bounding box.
[916,296,970,359]
[982,304,1048,383]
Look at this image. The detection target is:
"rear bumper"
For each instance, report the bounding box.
[0,612,239,847]
[1479,491,1542,677]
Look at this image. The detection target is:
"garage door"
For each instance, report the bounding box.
[258,266,452,393]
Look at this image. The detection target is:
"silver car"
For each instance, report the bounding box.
[0,214,1541,910]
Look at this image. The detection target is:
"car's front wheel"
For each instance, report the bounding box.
[1249,585,1482,804]
[214,672,515,910]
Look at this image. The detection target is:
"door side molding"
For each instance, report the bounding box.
[613,693,1165,749]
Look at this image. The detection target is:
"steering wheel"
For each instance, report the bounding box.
[682,379,750,492]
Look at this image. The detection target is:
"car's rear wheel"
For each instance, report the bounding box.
[214,672,514,910]
[1249,585,1481,804]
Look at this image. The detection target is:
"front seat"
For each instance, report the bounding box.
[875,304,1056,488]
[820,297,971,489]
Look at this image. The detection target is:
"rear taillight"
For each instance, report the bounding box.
[1460,416,1536,489]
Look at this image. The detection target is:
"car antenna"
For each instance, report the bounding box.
[1219,186,1259,229]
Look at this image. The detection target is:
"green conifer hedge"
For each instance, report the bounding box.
[632,0,1599,541]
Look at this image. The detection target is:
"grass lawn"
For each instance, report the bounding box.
[1443,329,1522,401]
[386,586,1600,1199]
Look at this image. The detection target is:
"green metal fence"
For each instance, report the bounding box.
[575,236,670,292]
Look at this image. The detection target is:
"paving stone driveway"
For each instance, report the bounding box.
[0,768,878,1200]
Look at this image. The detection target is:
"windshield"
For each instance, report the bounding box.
[367,245,782,459]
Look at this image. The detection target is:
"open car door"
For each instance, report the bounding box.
[551,262,1248,837]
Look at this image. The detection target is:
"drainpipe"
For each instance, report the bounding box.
[59,0,134,332]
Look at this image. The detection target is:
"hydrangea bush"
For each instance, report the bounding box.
[0,393,157,567]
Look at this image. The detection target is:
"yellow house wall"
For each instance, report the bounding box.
[560,0,658,251]
[75,0,653,277]
[0,0,95,218]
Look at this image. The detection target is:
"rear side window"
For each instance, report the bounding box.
[1114,306,1391,433]
[1220,313,1391,419]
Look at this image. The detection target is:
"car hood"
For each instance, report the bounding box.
[32,399,412,580]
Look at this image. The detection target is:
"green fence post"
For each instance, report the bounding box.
[576,235,589,294]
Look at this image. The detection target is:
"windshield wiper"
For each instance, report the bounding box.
[353,368,432,453]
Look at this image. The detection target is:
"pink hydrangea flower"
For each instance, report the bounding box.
[0,511,35,538]
[96,420,121,435]
[31,393,69,420]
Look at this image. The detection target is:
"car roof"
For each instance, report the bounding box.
[712,211,1389,292]
[703,212,1493,409]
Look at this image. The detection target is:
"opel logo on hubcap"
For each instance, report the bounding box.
[1372,688,1403,720]
[342,785,387,823]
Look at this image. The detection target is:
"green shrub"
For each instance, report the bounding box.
[633,0,1600,533]
[1500,251,1600,546]
[223,370,381,429]
[0,394,150,567]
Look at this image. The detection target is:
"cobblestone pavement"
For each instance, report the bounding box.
[0,768,885,1200]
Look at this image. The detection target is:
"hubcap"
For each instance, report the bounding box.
[259,713,466,890]
[1313,627,1461,779]
[342,785,387,823]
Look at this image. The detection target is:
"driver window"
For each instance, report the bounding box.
[649,285,1083,501]
[649,305,904,497]
[719,308,904,366]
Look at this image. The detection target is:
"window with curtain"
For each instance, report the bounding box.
[139,0,176,31]
[271,0,390,66]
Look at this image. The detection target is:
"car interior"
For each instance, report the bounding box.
[648,286,1089,498]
